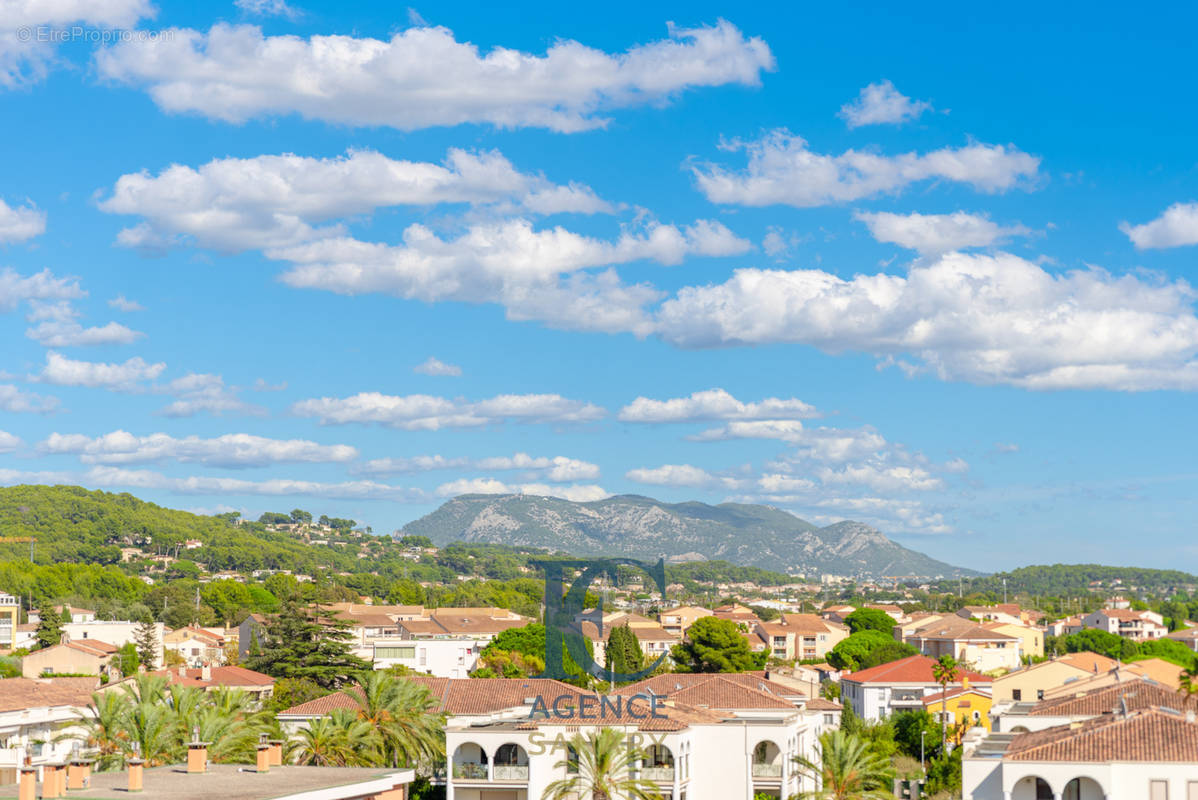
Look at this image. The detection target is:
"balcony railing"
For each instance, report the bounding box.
[452,762,488,780]
[640,767,675,782]
[493,765,529,781]
[752,763,783,778]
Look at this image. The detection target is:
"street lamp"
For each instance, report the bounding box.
[920,729,927,776]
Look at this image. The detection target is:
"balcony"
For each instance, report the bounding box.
[493,765,529,781]
[752,763,783,778]
[640,767,675,782]
[452,762,488,780]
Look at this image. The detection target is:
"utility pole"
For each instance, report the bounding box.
[1003,577,1008,605]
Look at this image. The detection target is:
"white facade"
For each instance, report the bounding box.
[840,681,943,722]
[964,758,1198,800]
[372,637,485,678]
[63,621,164,668]
[0,703,87,776]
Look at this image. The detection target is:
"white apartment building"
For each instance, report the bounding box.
[840,655,993,721]
[63,621,165,668]
[1079,607,1167,641]
[0,678,95,785]
[372,637,484,678]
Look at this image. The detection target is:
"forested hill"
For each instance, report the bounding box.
[942,564,1198,596]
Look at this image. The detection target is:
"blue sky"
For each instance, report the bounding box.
[2,0,1198,572]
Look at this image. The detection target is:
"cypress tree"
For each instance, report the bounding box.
[34,607,63,650]
[244,596,368,688]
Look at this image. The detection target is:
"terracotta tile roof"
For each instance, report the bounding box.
[612,671,803,702]
[908,615,1018,641]
[803,697,843,711]
[842,655,993,686]
[513,699,725,731]
[1124,658,1185,689]
[780,613,837,634]
[669,677,795,710]
[66,640,117,656]
[144,665,275,688]
[923,686,991,705]
[1006,708,1198,762]
[1029,679,1182,717]
[1166,627,1198,642]
[337,612,400,628]
[1055,652,1119,674]
[278,676,584,717]
[0,677,98,712]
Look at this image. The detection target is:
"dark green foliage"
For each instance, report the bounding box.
[265,677,331,713]
[749,605,781,621]
[258,512,292,525]
[844,608,897,635]
[133,619,158,667]
[34,607,63,649]
[671,616,766,673]
[892,710,943,761]
[244,596,368,688]
[948,564,1198,597]
[1057,629,1138,661]
[857,640,920,670]
[1129,638,1198,669]
[828,630,914,671]
[290,509,312,525]
[605,624,644,679]
[925,745,962,796]
[398,535,433,548]
[115,642,140,676]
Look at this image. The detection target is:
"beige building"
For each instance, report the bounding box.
[981,621,1044,659]
[990,654,1117,704]
[754,614,849,661]
[21,640,118,679]
[902,615,1022,672]
[659,605,712,636]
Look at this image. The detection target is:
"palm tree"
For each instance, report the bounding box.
[124,700,179,766]
[792,729,894,800]
[542,727,663,800]
[292,709,380,767]
[341,672,445,769]
[931,655,959,753]
[75,691,131,771]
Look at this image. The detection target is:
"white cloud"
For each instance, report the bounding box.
[690,129,1040,207]
[109,295,144,312]
[99,148,614,252]
[37,351,164,391]
[655,251,1198,391]
[854,210,1029,256]
[81,466,426,501]
[1121,202,1198,250]
[95,20,774,132]
[625,463,742,490]
[0,197,46,241]
[0,0,153,88]
[817,463,943,492]
[361,453,599,482]
[41,430,356,468]
[414,357,461,377]
[618,388,818,423]
[159,373,263,417]
[994,442,1020,454]
[0,269,83,312]
[839,80,931,128]
[293,391,605,429]
[274,218,747,335]
[0,384,59,414]
[26,319,145,347]
[234,0,299,19]
[0,431,19,453]
[434,477,609,502]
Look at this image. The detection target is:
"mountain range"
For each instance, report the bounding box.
[402,493,979,578]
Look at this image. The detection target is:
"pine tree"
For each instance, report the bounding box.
[244,596,368,689]
[34,607,63,649]
[605,624,645,681]
[134,619,159,668]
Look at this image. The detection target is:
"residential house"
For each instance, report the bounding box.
[901,615,1022,672]
[752,614,848,661]
[0,594,16,653]
[839,655,993,721]
[865,604,910,623]
[53,606,95,624]
[62,621,165,668]
[957,604,1039,627]
[712,604,760,627]
[1042,615,1085,638]
[922,682,993,740]
[819,605,856,624]
[21,640,118,679]
[659,606,712,637]
[994,676,1182,734]
[371,608,530,677]
[1079,607,1167,641]
[0,677,97,783]
[163,626,227,667]
[980,621,1044,659]
[1166,626,1198,652]
[963,708,1198,799]
[990,653,1118,704]
[104,665,275,700]
[578,613,681,670]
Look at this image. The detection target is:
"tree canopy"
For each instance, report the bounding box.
[671,616,765,673]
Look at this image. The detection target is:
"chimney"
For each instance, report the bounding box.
[17,764,36,800]
[962,676,970,690]
[256,740,271,773]
[67,756,94,790]
[128,758,144,793]
[178,666,187,677]
[200,664,212,682]
[42,763,65,799]
[267,739,284,767]
[187,730,210,774]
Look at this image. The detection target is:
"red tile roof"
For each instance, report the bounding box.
[0,677,98,712]
[144,665,274,688]
[1006,708,1198,762]
[842,655,993,685]
[1029,679,1181,717]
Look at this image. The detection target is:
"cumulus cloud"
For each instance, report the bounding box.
[690,129,1040,207]
[274,218,748,335]
[26,320,145,347]
[434,477,609,502]
[0,431,19,453]
[618,388,817,423]
[1121,202,1198,250]
[95,20,774,132]
[0,384,59,414]
[655,251,1198,391]
[0,269,83,312]
[0,197,46,241]
[99,148,615,253]
[109,295,144,312]
[234,0,300,19]
[158,373,264,417]
[360,453,599,482]
[414,357,461,377]
[839,80,932,128]
[40,430,356,468]
[293,391,605,430]
[854,210,1030,256]
[817,463,943,492]
[36,351,165,391]
[625,463,744,490]
[80,466,426,502]
[0,0,153,88]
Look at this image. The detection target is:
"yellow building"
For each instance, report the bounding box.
[0,592,18,652]
[991,653,1118,703]
[923,678,993,742]
[981,621,1044,660]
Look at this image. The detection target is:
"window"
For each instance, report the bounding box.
[1012,689,1022,701]
[1186,781,1198,800]
[1037,689,1045,700]
[375,646,416,659]
[823,713,834,725]
[1151,780,1169,800]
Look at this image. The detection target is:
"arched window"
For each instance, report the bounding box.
[494,744,521,765]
